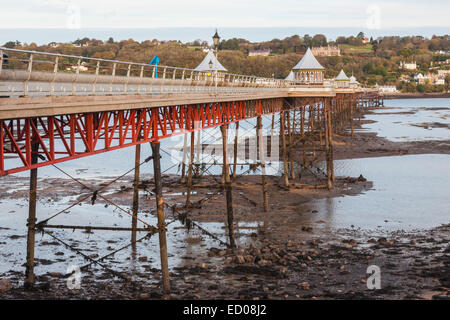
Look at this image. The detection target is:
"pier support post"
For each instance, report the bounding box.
[185,131,195,207]
[131,141,141,244]
[221,124,235,248]
[257,116,269,212]
[151,142,170,294]
[180,133,188,183]
[232,122,239,179]
[280,111,289,187]
[287,111,295,181]
[25,134,39,289]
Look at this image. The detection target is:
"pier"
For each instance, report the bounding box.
[0,47,383,293]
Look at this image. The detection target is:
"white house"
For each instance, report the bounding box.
[399,61,417,70]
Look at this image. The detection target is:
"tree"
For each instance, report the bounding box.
[357,32,365,39]
[3,40,21,48]
[107,37,114,44]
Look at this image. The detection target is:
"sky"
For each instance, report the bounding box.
[0,0,448,43]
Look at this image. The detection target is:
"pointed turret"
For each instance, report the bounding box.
[292,48,325,70]
[194,49,227,72]
[334,69,350,81]
[291,48,325,84]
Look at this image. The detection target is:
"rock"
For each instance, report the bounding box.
[208,247,221,256]
[298,282,310,290]
[200,263,208,270]
[224,257,233,264]
[253,297,260,301]
[218,250,227,257]
[139,293,149,299]
[187,237,202,244]
[244,255,253,263]
[235,255,245,264]
[257,259,270,267]
[0,279,12,293]
[357,174,367,182]
[138,256,147,262]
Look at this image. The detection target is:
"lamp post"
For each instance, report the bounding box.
[212,29,220,92]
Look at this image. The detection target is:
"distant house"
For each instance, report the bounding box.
[376,85,398,93]
[399,61,417,70]
[362,37,370,44]
[66,62,89,72]
[48,42,60,48]
[311,45,340,57]
[248,49,270,57]
[437,70,450,77]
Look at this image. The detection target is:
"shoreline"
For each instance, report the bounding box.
[383,92,450,100]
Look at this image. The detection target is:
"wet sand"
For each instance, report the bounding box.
[1,106,450,300]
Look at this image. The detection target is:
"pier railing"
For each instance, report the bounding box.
[0,47,296,97]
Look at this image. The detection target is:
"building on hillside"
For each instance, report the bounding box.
[248,49,271,57]
[291,48,325,84]
[66,62,89,72]
[311,45,340,57]
[375,84,398,93]
[362,37,370,44]
[334,69,350,88]
[399,61,417,70]
[437,70,450,77]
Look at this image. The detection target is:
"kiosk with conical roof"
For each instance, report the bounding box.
[349,74,360,88]
[292,48,325,84]
[334,69,350,88]
[194,49,227,72]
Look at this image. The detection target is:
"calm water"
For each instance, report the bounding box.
[361,98,450,142]
[311,154,450,231]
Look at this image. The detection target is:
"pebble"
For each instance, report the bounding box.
[0,279,12,293]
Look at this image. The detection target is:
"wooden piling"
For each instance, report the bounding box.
[185,131,195,207]
[131,141,141,244]
[287,111,295,180]
[324,99,332,190]
[280,111,289,187]
[221,124,235,248]
[180,133,188,183]
[150,142,170,294]
[25,136,38,289]
[232,122,239,179]
[257,116,269,212]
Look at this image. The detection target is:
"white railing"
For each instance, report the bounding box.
[0,47,296,97]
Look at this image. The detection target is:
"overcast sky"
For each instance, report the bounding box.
[1,0,449,29]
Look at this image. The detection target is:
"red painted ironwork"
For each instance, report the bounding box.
[0,98,283,176]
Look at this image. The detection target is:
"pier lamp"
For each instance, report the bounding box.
[212,29,220,91]
[212,29,220,50]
